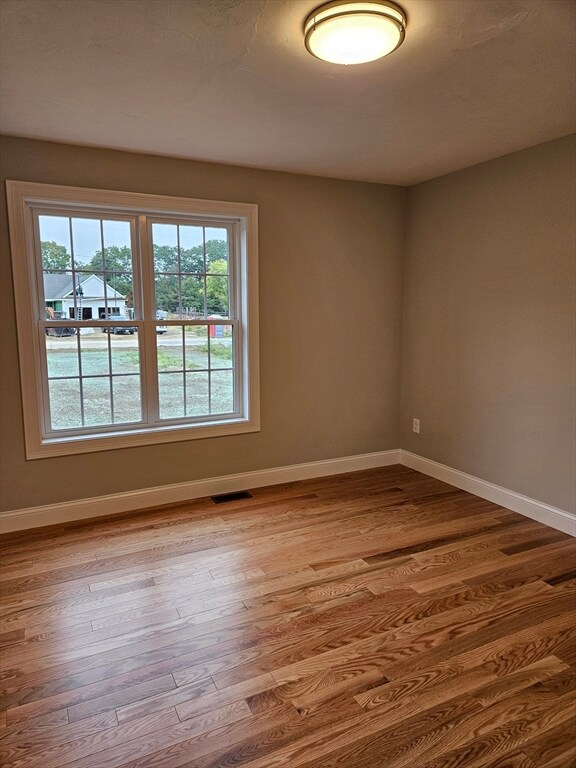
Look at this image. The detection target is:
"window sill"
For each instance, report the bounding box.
[28,418,261,459]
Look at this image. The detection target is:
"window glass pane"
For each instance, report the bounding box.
[152,223,178,274]
[80,329,109,376]
[48,378,82,430]
[45,333,79,378]
[39,215,72,272]
[102,220,132,256]
[185,325,209,370]
[205,227,229,273]
[186,372,209,417]
[206,275,229,317]
[157,329,184,372]
[159,372,185,419]
[210,370,234,414]
[43,270,81,321]
[181,275,205,316]
[103,272,134,316]
[75,220,134,318]
[112,375,142,423]
[153,245,178,274]
[110,333,140,374]
[72,272,102,319]
[71,217,102,270]
[155,275,179,316]
[82,378,112,426]
[180,226,204,273]
[209,325,233,369]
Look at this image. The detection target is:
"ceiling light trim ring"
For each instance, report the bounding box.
[304,0,407,65]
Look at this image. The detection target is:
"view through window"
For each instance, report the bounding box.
[41,215,236,430]
[7,182,259,457]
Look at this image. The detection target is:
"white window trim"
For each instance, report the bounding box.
[6,181,260,459]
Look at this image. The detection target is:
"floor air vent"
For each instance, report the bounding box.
[211,490,253,504]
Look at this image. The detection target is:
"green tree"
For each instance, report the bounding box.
[155,275,179,313]
[205,239,227,267]
[181,275,204,314]
[41,241,70,272]
[206,259,229,315]
[79,241,229,313]
[88,245,132,272]
[180,246,204,274]
[151,240,227,274]
[153,245,179,273]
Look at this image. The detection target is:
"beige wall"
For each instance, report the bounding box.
[2,135,574,517]
[0,136,406,513]
[401,136,576,514]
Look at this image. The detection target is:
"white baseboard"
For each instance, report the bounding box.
[400,450,576,537]
[0,449,402,533]
[2,448,574,536]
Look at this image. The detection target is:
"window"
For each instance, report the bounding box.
[7,182,259,458]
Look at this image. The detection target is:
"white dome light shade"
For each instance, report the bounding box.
[304,1,406,65]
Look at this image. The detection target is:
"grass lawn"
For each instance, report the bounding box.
[46,339,234,429]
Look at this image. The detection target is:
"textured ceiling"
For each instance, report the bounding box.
[1,0,574,185]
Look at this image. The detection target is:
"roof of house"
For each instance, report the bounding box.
[43,273,75,299]
[43,273,125,300]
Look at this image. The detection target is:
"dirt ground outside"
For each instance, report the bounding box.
[45,327,234,429]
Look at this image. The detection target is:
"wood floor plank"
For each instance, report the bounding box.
[0,710,117,766]
[0,465,573,767]
[296,689,576,768]
[60,700,253,768]
[67,672,177,722]
[541,747,576,768]
[173,673,277,722]
[353,653,567,715]
[0,707,69,744]
[414,690,576,768]
[468,655,569,707]
[474,755,538,768]
[263,583,569,690]
[8,708,180,768]
[0,629,26,647]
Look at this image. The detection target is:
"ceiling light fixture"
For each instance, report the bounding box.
[304,0,406,65]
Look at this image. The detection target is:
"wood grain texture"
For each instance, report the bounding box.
[1,465,574,767]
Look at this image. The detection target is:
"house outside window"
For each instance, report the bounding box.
[43,273,126,320]
[7,181,259,458]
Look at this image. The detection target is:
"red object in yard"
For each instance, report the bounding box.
[209,316,224,338]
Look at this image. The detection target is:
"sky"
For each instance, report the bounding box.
[39,215,227,268]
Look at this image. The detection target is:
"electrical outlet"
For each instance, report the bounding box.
[412,418,420,434]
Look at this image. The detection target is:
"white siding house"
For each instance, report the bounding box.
[43,274,126,319]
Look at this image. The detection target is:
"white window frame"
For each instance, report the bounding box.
[6,181,260,459]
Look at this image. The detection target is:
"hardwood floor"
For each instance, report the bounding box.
[1,465,575,768]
